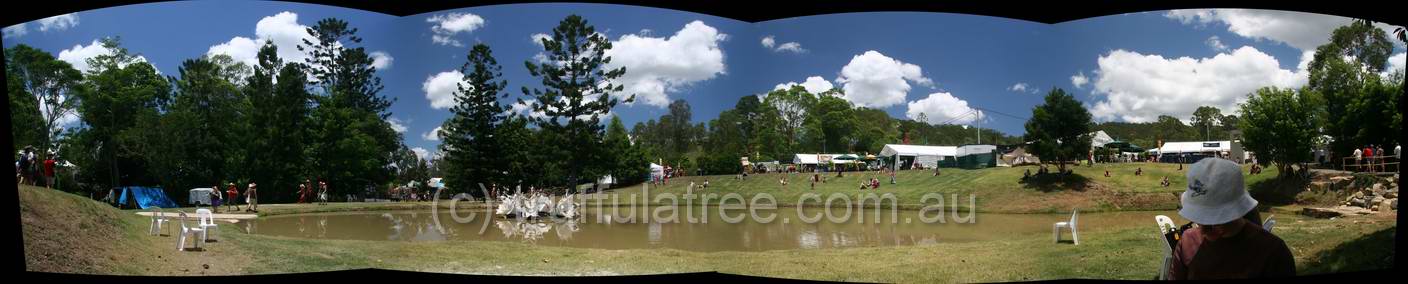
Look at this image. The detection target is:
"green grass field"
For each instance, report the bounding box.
[589,162,1280,213]
[22,161,1396,281]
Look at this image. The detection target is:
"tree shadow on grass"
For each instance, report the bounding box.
[1247,177,1309,207]
[1299,226,1396,275]
[1019,173,1091,193]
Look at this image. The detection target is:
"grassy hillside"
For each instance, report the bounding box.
[592,162,1280,213]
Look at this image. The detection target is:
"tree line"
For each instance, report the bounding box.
[9,18,401,203]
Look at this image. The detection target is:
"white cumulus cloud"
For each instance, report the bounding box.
[423,70,463,110]
[370,51,394,70]
[603,20,728,108]
[773,76,835,94]
[760,35,804,53]
[1070,71,1089,89]
[428,12,485,47]
[386,117,408,133]
[422,126,444,141]
[3,23,28,38]
[906,92,983,125]
[1165,9,1402,51]
[1382,53,1406,79]
[835,50,932,108]
[411,147,430,161]
[1008,82,1039,94]
[37,13,79,32]
[1206,36,1228,51]
[1087,46,1307,123]
[207,12,315,70]
[57,39,153,74]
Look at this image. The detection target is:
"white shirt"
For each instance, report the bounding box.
[1353,149,1363,158]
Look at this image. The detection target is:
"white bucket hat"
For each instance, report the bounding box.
[1178,158,1258,225]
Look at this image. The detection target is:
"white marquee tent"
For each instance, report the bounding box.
[880,144,957,169]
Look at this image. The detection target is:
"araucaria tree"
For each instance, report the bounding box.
[1024,88,1092,173]
[441,43,510,197]
[301,18,400,198]
[520,15,630,192]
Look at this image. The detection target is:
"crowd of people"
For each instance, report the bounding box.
[14,146,61,189]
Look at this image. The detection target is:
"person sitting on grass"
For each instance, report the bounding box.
[1023,169,1032,181]
[1169,158,1295,279]
[1135,167,1143,176]
[870,177,880,189]
[859,180,868,190]
[1105,170,1111,177]
[1161,176,1171,187]
[933,167,941,176]
[703,179,710,188]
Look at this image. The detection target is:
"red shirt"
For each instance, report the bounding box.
[43,159,55,177]
[1365,148,1373,157]
[1169,224,1296,279]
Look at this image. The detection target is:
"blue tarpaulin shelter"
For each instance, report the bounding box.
[116,186,178,209]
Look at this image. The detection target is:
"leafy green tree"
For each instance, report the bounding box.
[1024,88,1092,173]
[520,15,629,191]
[6,55,45,154]
[1307,20,1395,161]
[301,18,399,198]
[1350,72,1402,150]
[1190,106,1223,141]
[803,95,857,153]
[763,85,817,154]
[1239,87,1320,177]
[242,41,312,202]
[161,56,248,192]
[6,44,84,155]
[441,43,510,197]
[70,37,171,189]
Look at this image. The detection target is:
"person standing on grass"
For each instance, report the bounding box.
[225,183,241,212]
[246,182,259,212]
[42,154,56,189]
[1168,158,1294,279]
[318,181,329,205]
[210,186,223,213]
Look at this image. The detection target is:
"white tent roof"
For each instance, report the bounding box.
[793,154,859,164]
[1090,130,1114,148]
[1158,141,1232,154]
[879,144,957,157]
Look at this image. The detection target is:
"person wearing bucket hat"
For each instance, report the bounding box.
[1168,158,1294,280]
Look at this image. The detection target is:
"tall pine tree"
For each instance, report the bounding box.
[521,15,630,192]
[441,43,510,197]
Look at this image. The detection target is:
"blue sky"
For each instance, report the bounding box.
[6,3,1404,160]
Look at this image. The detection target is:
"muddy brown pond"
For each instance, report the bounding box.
[243,206,1183,251]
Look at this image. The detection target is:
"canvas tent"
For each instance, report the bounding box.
[428,177,446,189]
[957,145,998,169]
[793,154,860,165]
[116,186,178,209]
[1089,130,1115,148]
[879,144,957,170]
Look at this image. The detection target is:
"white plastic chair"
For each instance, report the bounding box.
[1262,215,1276,233]
[1154,215,1177,280]
[1054,208,1079,245]
[148,206,171,236]
[196,208,219,241]
[176,211,206,251]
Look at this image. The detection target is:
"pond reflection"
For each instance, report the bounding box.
[246,207,1180,252]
